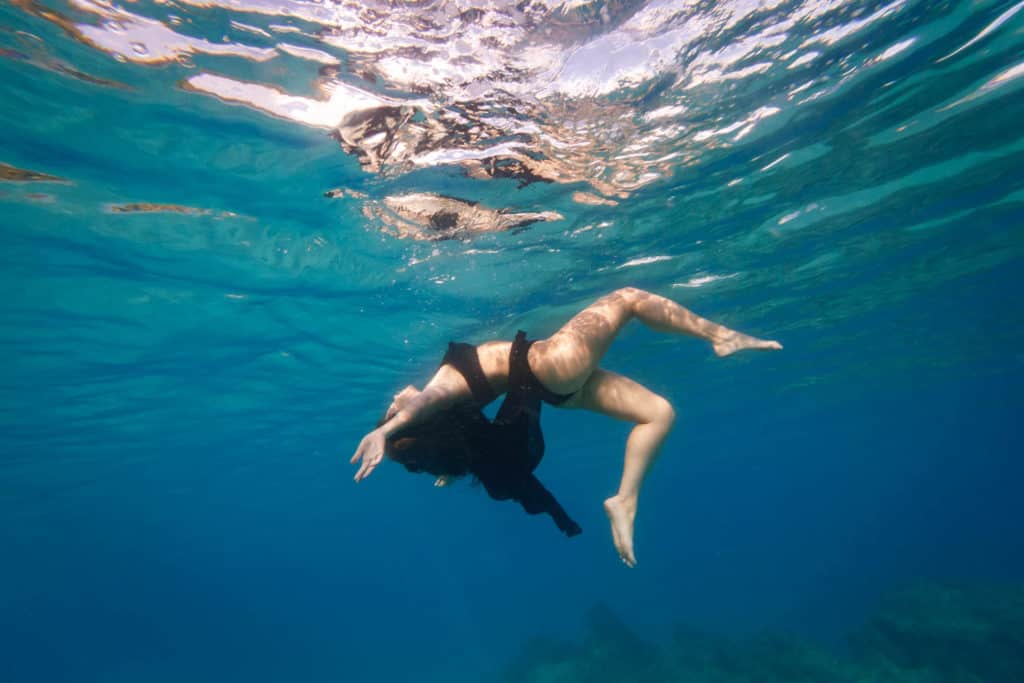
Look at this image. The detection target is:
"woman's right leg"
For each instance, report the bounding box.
[531,287,781,394]
[563,367,676,568]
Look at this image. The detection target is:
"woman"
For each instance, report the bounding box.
[351,287,782,567]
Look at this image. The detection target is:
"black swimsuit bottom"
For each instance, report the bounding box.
[440,331,581,537]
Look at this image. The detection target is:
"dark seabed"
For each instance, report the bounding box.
[1,0,1023,681]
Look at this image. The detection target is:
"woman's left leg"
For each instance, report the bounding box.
[563,367,676,568]
[531,287,781,395]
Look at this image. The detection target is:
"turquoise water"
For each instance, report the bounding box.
[2,0,1023,680]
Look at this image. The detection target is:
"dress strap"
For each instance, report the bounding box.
[508,330,574,406]
[441,342,499,407]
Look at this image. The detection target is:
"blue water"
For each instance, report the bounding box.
[2,0,1023,681]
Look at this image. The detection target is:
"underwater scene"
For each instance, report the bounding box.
[2,0,1023,681]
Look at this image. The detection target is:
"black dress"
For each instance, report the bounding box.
[438,331,582,537]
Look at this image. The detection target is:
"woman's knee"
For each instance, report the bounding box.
[650,395,676,428]
[611,287,658,315]
[613,286,645,302]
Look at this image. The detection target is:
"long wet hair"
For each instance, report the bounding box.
[380,404,488,478]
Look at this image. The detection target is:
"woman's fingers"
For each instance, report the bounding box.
[385,385,418,421]
[352,430,384,482]
[350,435,367,464]
[355,451,372,480]
[356,453,381,481]
[355,457,374,482]
[382,396,403,422]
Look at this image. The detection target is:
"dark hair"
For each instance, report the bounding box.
[380,404,486,478]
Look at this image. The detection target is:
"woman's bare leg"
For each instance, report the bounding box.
[539,288,780,567]
[532,287,782,394]
[565,368,676,568]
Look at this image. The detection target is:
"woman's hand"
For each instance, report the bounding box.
[384,385,420,422]
[351,428,387,482]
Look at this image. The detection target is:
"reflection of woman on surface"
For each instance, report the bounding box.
[352,288,782,567]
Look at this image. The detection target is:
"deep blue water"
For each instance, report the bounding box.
[2,1,1023,681]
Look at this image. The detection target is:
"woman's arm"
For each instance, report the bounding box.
[382,386,454,488]
[350,365,471,482]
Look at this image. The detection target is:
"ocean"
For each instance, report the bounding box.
[1,0,1023,681]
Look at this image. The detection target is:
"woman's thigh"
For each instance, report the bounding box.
[561,367,671,424]
[529,290,635,394]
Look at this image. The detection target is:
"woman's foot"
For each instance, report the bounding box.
[604,495,638,568]
[712,331,783,357]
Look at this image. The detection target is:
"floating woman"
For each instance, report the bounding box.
[351,288,782,567]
